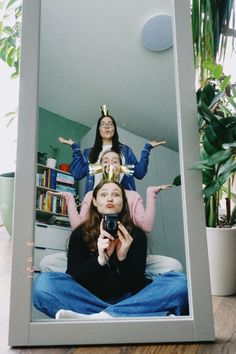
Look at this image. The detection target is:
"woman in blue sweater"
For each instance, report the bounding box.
[33,180,188,319]
[59,105,166,193]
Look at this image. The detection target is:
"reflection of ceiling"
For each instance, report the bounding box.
[39,0,178,151]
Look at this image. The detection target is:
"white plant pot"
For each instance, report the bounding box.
[206,227,236,296]
[46,158,57,169]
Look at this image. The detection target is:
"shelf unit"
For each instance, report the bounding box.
[36,163,76,223]
[34,222,71,272]
[34,164,75,273]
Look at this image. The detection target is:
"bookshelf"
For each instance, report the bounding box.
[36,163,76,223]
[35,164,75,272]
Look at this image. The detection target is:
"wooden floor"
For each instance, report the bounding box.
[1,225,236,354]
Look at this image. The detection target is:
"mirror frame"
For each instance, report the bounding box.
[8,0,215,346]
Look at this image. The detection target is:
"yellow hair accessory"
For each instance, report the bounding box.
[89,164,134,181]
[100,104,109,117]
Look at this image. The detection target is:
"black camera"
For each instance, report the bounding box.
[103,214,119,237]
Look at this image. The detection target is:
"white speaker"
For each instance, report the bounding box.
[141,15,173,51]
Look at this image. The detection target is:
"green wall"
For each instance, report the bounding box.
[38,107,90,167]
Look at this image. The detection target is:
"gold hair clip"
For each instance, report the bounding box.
[100,104,109,117]
[120,165,135,176]
[89,164,134,180]
[89,164,103,176]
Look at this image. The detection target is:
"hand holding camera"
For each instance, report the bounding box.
[97,218,117,266]
[97,215,133,264]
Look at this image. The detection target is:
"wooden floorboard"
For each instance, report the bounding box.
[1,225,235,354]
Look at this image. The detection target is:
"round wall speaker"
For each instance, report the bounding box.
[141,14,173,51]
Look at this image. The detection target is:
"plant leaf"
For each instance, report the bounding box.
[172,175,181,186]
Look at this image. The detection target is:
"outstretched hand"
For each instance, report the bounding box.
[58,136,74,145]
[148,140,166,148]
[147,185,173,195]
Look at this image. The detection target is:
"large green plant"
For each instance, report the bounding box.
[192,63,236,227]
[191,0,235,86]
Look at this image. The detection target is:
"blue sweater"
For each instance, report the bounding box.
[70,142,153,193]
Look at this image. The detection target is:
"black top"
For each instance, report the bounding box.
[66,225,151,301]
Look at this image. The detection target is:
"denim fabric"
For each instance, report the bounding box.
[33,271,188,318]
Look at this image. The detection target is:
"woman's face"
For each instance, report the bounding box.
[93,183,123,215]
[101,151,121,177]
[99,117,115,141]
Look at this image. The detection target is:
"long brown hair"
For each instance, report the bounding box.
[89,115,120,163]
[82,180,133,251]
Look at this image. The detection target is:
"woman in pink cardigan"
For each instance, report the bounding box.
[60,150,172,232]
[64,185,169,233]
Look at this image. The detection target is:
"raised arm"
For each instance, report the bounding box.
[55,191,92,229]
[58,136,89,181]
[127,141,166,179]
[70,143,90,180]
[126,185,172,233]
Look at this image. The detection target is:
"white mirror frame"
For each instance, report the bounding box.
[8,0,215,346]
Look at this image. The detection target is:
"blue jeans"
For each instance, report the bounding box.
[33,271,188,318]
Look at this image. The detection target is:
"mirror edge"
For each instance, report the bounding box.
[8,0,41,346]
[172,0,215,341]
[8,0,215,346]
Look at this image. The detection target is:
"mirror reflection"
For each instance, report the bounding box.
[32,0,188,321]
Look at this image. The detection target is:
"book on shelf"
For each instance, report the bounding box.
[46,215,71,227]
[37,165,74,190]
[36,171,47,187]
[47,168,57,189]
[56,184,76,195]
[36,190,68,215]
[56,172,74,185]
[40,168,57,189]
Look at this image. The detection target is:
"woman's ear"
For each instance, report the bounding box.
[92,198,97,207]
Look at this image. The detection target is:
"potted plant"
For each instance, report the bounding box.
[46,145,58,169]
[0,172,14,237]
[191,62,236,295]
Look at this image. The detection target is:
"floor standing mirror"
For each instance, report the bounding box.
[8,0,215,346]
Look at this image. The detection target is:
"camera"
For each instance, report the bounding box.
[103,214,119,237]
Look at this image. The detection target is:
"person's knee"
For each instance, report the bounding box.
[173,273,188,304]
[39,256,53,272]
[171,259,183,273]
[162,271,187,294]
[39,253,67,272]
[33,273,52,305]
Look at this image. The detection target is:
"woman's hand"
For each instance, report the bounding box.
[58,136,74,145]
[147,184,172,195]
[148,140,166,148]
[97,220,117,266]
[115,222,133,261]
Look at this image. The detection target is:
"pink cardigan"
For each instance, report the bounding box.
[62,186,161,233]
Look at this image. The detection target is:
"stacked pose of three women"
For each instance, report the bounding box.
[33,108,188,318]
